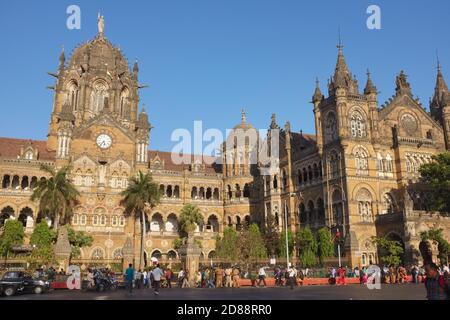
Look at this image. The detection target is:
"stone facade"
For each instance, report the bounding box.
[0,23,449,268]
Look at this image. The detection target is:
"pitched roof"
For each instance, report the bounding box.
[148,150,220,174]
[0,137,55,161]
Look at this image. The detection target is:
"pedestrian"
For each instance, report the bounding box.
[135,269,142,289]
[224,267,232,287]
[165,268,173,288]
[297,268,304,286]
[389,264,397,284]
[337,266,346,285]
[257,266,267,287]
[215,266,223,288]
[195,270,202,288]
[125,263,134,294]
[178,268,185,288]
[354,267,360,278]
[397,265,407,284]
[424,263,448,300]
[207,268,215,288]
[232,266,240,288]
[151,264,164,295]
[142,269,148,288]
[411,265,419,284]
[181,269,190,288]
[287,264,296,290]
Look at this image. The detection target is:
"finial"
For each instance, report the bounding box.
[142,103,146,113]
[315,77,319,87]
[367,69,371,78]
[98,12,105,34]
[241,109,246,123]
[436,50,441,72]
[337,27,343,51]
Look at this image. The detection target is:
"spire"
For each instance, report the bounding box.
[329,40,358,94]
[431,61,450,109]
[364,69,377,95]
[270,113,280,129]
[58,45,65,71]
[137,103,150,130]
[133,59,139,80]
[241,109,247,123]
[313,78,323,102]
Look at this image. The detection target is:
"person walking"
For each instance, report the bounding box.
[389,264,397,284]
[337,266,346,285]
[424,263,448,300]
[124,264,135,294]
[257,266,267,287]
[165,268,173,288]
[411,265,419,284]
[224,267,232,288]
[142,269,148,288]
[215,266,223,288]
[207,268,215,288]
[182,269,190,288]
[151,264,164,295]
[232,266,240,288]
[287,264,297,290]
[178,268,185,288]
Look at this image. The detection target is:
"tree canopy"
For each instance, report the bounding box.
[419,152,450,213]
[0,219,24,260]
[297,227,318,267]
[216,227,239,262]
[178,203,204,236]
[317,227,334,265]
[29,221,56,266]
[420,228,450,265]
[372,236,404,266]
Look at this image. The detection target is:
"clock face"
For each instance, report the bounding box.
[96,134,112,149]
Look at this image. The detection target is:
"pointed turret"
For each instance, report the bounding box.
[432,63,449,106]
[137,104,151,130]
[133,60,139,81]
[328,44,359,95]
[312,78,324,103]
[364,70,377,95]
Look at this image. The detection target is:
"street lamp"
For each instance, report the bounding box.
[335,229,341,268]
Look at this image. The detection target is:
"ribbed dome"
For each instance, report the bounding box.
[66,34,129,76]
[232,110,254,130]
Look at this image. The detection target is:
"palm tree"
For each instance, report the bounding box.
[31,164,80,232]
[179,203,204,237]
[120,171,160,269]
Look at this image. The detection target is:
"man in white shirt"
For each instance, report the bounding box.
[257,266,267,287]
[151,264,164,295]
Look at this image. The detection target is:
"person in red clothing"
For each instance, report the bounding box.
[336,266,346,285]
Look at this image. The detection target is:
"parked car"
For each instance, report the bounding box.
[0,271,50,297]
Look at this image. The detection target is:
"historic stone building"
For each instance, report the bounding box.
[0,20,449,268]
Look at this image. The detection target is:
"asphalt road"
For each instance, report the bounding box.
[3,283,427,300]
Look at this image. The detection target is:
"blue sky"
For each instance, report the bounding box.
[0,0,449,152]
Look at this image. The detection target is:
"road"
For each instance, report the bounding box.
[3,283,426,300]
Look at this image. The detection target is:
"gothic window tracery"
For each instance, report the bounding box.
[91,81,109,113]
[353,146,369,176]
[325,112,338,143]
[350,111,366,138]
[356,188,373,222]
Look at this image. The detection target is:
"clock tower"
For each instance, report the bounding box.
[45,17,151,243]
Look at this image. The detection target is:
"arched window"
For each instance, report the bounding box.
[350,111,366,138]
[235,184,241,198]
[332,190,343,226]
[92,215,99,226]
[207,215,219,232]
[205,187,212,200]
[297,169,302,184]
[113,248,123,260]
[0,206,14,227]
[243,184,250,198]
[213,188,219,200]
[119,216,126,227]
[325,112,338,142]
[357,188,373,222]
[382,193,395,214]
[167,250,177,260]
[151,213,164,232]
[307,200,315,224]
[303,168,308,182]
[151,250,162,259]
[67,81,79,111]
[282,170,287,191]
[385,154,393,172]
[328,151,339,178]
[91,80,109,113]
[80,214,87,225]
[273,175,278,190]
[19,207,33,227]
[119,87,129,118]
[354,147,369,176]
[111,215,118,226]
[317,198,325,224]
[71,214,79,226]
[174,185,180,198]
[166,213,178,232]
[299,203,307,225]
[191,186,198,199]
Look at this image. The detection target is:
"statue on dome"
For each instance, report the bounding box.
[98,13,105,34]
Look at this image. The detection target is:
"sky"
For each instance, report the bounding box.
[0,0,449,153]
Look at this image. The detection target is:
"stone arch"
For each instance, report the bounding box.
[206,214,219,232]
[208,250,217,259]
[0,206,15,227]
[150,212,164,232]
[316,198,325,224]
[151,249,162,259]
[299,203,306,224]
[18,207,34,227]
[165,213,178,233]
[167,249,178,260]
[112,247,123,260]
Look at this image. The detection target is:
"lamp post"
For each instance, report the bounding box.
[284,202,289,268]
[336,229,341,268]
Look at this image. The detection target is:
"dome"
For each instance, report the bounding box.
[67,35,129,76]
[232,110,255,130]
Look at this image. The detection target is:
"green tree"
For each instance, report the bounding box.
[0,220,24,266]
[420,228,450,265]
[262,214,280,257]
[238,224,267,264]
[216,227,239,262]
[178,203,204,236]
[29,222,56,266]
[419,152,450,212]
[317,227,334,265]
[278,229,294,258]
[30,164,80,231]
[372,237,404,266]
[120,171,161,269]
[297,227,318,267]
[67,226,93,261]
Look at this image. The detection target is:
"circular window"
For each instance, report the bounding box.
[401,114,418,135]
